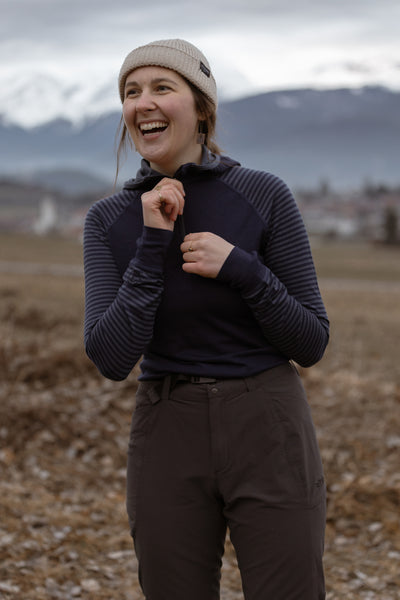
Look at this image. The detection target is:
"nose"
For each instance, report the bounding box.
[135,89,156,112]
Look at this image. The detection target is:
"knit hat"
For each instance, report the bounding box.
[118,39,217,108]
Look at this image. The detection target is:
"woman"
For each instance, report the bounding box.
[84,39,329,600]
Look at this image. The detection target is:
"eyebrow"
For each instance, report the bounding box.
[125,77,178,90]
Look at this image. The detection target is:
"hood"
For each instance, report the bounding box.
[123,147,240,192]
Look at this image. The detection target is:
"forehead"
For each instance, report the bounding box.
[125,65,187,86]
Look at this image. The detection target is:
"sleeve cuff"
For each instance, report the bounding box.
[123,226,173,283]
[217,246,267,293]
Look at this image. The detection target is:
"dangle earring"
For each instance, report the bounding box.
[197,121,206,145]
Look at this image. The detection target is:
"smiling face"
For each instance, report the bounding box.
[122,66,202,176]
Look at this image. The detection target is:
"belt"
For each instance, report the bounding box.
[160,374,219,400]
[173,374,218,384]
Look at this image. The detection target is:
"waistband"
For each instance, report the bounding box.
[155,363,297,401]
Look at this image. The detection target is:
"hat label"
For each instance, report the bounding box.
[200,61,211,78]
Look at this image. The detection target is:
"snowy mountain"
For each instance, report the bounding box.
[0,71,119,129]
[1,57,399,129]
[1,86,399,192]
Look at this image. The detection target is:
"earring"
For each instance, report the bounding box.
[197,121,206,145]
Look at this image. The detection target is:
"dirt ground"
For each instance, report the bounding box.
[1,238,400,599]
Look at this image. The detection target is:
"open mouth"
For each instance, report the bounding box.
[139,121,169,136]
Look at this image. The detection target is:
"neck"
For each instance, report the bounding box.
[150,146,203,177]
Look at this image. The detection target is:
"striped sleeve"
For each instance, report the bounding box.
[218,169,329,367]
[83,198,172,380]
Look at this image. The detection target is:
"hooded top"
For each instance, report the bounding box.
[83,150,329,381]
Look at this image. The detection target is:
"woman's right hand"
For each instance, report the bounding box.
[141,178,186,231]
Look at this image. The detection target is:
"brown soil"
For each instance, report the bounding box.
[1,266,400,599]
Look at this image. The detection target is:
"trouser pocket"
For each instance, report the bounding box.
[240,364,325,508]
[263,369,325,508]
[126,382,162,538]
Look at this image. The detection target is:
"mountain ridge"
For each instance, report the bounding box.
[1,85,399,192]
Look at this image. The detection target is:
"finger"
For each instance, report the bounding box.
[183,232,204,243]
[162,198,180,221]
[169,200,180,222]
[158,178,186,204]
[158,177,184,190]
[181,236,199,254]
[169,178,186,196]
[182,260,197,272]
[169,186,185,216]
[180,239,196,254]
[167,189,183,221]
[167,180,185,205]
[182,249,196,263]
[154,188,165,209]
[156,188,179,218]
[158,186,185,219]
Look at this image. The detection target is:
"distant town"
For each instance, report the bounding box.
[0,177,399,246]
[296,181,400,244]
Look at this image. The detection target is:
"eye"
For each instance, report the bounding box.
[156,84,171,93]
[125,88,140,99]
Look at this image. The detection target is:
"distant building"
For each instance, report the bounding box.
[33,196,58,235]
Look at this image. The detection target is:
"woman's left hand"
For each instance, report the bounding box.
[181,233,234,278]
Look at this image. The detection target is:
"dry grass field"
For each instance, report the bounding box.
[1,233,400,599]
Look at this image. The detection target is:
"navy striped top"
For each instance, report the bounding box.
[83,152,329,381]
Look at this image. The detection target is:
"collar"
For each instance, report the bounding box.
[123,147,240,191]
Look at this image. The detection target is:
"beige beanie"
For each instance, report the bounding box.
[118,39,217,107]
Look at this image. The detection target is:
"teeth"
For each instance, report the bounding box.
[139,121,168,131]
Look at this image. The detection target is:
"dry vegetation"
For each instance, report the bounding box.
[1,234,400,599]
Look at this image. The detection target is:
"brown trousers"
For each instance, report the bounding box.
[126,363,326,599]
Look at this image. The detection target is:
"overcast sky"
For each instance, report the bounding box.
[1,0,400,126]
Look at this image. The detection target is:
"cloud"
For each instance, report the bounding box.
[3,0,399,51]
[1,0,400,126]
